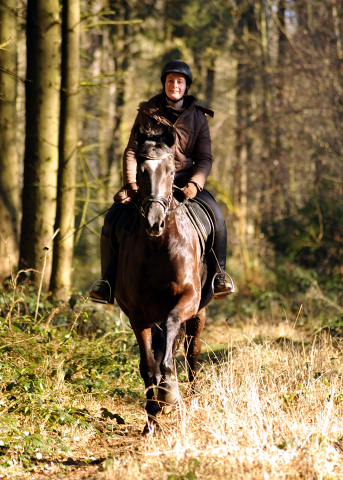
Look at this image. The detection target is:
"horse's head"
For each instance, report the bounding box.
[135,125,175,237]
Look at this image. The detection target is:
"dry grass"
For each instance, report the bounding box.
[95,325,343,480]
[1,307,343,479]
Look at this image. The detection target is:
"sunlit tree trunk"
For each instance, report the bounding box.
[0,0,20,281]
[50,0,80,299]
[19,0,60,288]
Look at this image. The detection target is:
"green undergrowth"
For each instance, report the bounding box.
[207,255,343,336]
[0,281,143,473]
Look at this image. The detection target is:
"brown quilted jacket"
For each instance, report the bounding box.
[122,94,214,190]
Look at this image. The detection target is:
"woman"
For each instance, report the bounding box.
[90,60,233,303]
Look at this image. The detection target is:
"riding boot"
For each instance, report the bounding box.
[212,223,233,299]
[89,230,116,304]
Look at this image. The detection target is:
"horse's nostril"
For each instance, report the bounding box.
[161,220,165,229]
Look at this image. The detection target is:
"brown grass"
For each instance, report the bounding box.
[99,326,343,480]
[2,319,343,479]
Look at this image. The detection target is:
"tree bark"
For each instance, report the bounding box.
[0,0,20,281]
[50,0,80,299]
[107,0,131,186]
[19,0,60,288]
[234,0,259,282]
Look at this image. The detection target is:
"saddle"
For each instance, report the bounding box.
[184,198,214,256]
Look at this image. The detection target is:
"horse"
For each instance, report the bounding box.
[114,125,213,434]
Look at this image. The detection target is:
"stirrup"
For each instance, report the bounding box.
[89,279,112,304]
[212,271,235,299]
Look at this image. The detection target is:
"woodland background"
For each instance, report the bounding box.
[1,2,343,477]
[1,0,343,323]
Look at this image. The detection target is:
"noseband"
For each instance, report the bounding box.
[138,152,174,218]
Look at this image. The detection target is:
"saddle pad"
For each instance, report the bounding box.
[185,199,214,254]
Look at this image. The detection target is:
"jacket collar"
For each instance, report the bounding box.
[138,94,214,124]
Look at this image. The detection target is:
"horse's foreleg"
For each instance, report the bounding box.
[158,308,181,409]
[151,323,165,386]
[133,326,161,433]
[159,293,198,408]
[184,308,206,391]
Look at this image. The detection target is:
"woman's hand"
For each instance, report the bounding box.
[126,183,139,200]
[182,182,198,199]
[113,183,139,203]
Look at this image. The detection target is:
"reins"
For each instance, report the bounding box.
[166,185,188,215]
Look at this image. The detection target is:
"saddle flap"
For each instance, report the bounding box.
[111,202,138,251]
[184,199,214,254]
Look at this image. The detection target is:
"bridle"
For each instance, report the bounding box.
[137,152,175,218]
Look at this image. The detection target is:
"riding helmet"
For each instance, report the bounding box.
[161,60,193,86]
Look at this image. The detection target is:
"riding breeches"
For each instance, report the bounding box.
[195,188,225,232]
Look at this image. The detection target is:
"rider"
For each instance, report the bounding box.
[90,60,233,303]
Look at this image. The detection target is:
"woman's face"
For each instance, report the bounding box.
[165,73,187,102]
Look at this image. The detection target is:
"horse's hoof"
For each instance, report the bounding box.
[161,405,173,415]
[157,381,179,408]
[142,423,155,435]
[142,412,159,435]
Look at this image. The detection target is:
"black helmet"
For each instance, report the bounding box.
[161,60,193,86]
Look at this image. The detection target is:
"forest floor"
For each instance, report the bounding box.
[1,291,343,479]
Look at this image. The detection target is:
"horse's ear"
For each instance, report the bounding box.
[134,124,149,146]
[134,123,175,147]
[161,126,175,148]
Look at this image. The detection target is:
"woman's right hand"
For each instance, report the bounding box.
[113,183,139,203]
[182,182,198,199]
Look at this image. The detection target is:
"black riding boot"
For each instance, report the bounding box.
[212,223,233,299]
[89,230,116,304]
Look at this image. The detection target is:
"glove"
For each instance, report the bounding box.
[126,183,139,200]
[113,183,139,203]
[182,182,198,199]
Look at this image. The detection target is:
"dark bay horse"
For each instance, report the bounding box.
[114,126,211,433]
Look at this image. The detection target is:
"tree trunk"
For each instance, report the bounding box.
[19,0,60,288]
[107,0,131,186]
[0,0,20,281]
[50,0,80,299]
[205,55,216,109]
[234,1,258,282]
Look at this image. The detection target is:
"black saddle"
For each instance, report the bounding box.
[110,201,138,254]
[184,197,214,256]
[183,197,217,309]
